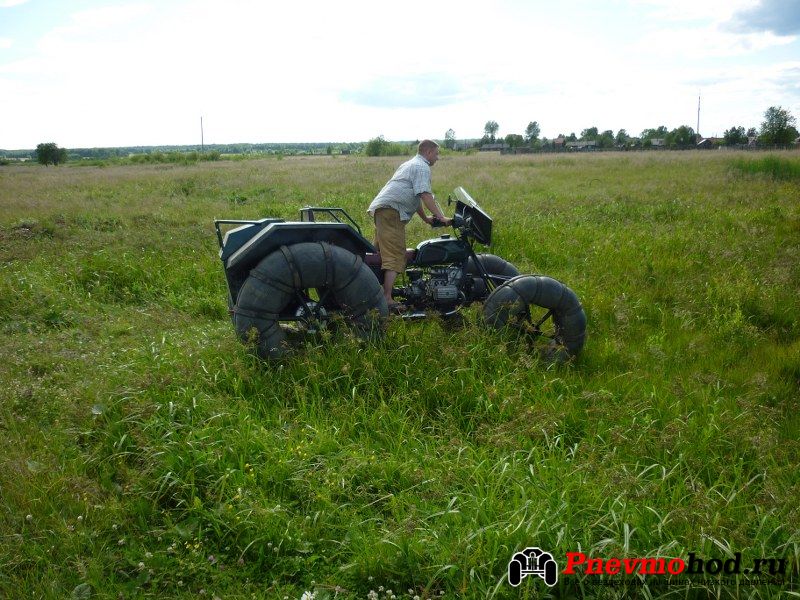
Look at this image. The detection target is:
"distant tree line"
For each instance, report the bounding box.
[3,106,796,166]
[0,141,366,163]
[450,106,799,152]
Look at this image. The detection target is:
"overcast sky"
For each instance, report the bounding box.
[1,0,799,149]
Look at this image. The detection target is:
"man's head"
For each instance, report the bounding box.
[418,139,440,165]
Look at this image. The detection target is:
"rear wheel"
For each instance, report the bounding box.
[233,242,388,359]
[483,274,586,360]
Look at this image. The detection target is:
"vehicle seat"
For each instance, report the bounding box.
[364,249,417,269]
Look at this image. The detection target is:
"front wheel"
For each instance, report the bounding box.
[465,253,520,300]
[483,275,586,360]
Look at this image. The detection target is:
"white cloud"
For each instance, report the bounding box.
[632,24,794,58]
[627,0,756,22]
[726,0,800,35]
[0,37,12,49]
[0,0,29,7]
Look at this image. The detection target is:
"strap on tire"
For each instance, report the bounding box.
[232,305,280,320]
[279,245,303,289]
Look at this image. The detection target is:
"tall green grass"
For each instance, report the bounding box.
[0,151,798,598]
[729,155,800,180]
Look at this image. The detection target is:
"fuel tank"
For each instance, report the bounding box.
[410,235,470,266]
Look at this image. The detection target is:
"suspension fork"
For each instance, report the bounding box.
[464,244,506,293]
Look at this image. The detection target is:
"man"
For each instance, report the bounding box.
[368,139,452,311]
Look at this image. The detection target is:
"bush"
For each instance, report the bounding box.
[364,136,413,157]
[123,151,222,165]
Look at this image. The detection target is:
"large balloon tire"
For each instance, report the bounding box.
[465,253,520,299]
[483,274,586,359]
[233,242,388,359]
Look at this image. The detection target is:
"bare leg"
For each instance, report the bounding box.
[383,269,398,303]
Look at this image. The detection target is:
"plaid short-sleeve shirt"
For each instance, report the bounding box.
[367,154,432,222]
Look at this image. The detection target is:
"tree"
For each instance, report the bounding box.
[759,106,797,145]
[484,120,499,143]
[364,136,387,156]
[641,126,668,141]
[615,129,629,146]
[580,127,599,141]
[723,126,747,146]
[746,127,758,138]
[524,121,540,143]
[665,125,696,148]
[505,134,524,149]
[36,142,68,166]
[444,128,456,150]
[597,129,615,148]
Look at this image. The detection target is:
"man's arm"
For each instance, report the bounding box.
[419,192,452,225]
[416,203,432,224]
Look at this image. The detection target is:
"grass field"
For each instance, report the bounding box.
[1,151,798,599]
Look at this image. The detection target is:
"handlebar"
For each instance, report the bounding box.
[431,214,468,229]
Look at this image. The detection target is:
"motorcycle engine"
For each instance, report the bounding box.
[406,266,464,308]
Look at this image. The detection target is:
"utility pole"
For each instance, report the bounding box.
[696,92,701,139]
[200,116,204,152]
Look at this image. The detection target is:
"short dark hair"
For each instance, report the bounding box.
[418,139,439,154]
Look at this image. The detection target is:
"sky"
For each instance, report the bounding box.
[1,0,799,149]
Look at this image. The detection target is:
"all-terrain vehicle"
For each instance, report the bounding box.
[215,187,586,360]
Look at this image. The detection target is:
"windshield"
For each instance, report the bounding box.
[452,187,493,245]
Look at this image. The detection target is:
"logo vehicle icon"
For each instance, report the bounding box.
[508,547,559,587]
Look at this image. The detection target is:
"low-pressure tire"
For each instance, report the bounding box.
[483,274,586,360]
[465,253,520,299]
[233,242,388,359]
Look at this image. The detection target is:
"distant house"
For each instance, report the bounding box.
[696,138,722,149]
[553,137,566,148]
[479,143,507,152]
[650,138,666,147]
[566,140,596,150]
